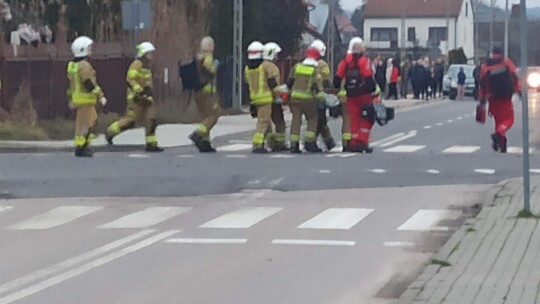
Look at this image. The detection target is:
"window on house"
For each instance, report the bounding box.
[407,27,416,42]
[428,27,448,43]
[370,27,398,42]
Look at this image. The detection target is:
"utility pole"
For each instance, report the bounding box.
[327,0,336,74]
[445,0,450,56]
[504,0,509,57]
[400,0,406,61]
[490,0,495,51]
[519,0,531,212]
[232,0,243,110]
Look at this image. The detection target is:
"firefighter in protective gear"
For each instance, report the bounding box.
[245,41,273,153]
[478,46,521,153]
[334,37,377,153]
[189,36,221,153]
[262,42,287,152]
[311,39,336,151]
[67,36,105,158]
[286,47,324,153]
[105,42,164,152]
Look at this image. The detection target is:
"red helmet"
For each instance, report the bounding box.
[305,47,321,60]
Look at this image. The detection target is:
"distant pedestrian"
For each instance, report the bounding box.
[375,59,386,94]
[457,67,466,100]
[478,46,521,153]
[400,59,411,98]
[388,58,399,100]
[434,58,445,98]
[409,60,421,99]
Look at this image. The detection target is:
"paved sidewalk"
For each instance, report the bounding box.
[0,98,439,149]
[398,177,540,304]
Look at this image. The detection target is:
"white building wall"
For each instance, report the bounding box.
[363,17,458,55]
[456,0,475,60]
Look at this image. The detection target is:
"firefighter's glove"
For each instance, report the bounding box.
[250,104,258,118]
[99,96,107,106]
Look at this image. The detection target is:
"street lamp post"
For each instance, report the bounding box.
[504,0,509,58]
[520,0,531,212]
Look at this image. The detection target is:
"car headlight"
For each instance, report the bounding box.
[527,72,540,89]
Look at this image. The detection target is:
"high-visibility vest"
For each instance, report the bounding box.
[291,64,317,100]
[127,61,153,101]
[245,65,273,105]
[67,62,100,106]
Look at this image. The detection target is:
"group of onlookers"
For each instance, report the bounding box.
[372,56,447,101]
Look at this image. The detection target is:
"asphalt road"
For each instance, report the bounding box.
[0,96,538,303]
[0,97,538,199]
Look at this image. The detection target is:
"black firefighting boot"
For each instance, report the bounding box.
[304,141,322,153]
[146,145,164,152]
[324,138,336,151]
[342,140,351,152]
[290,142,302,154]
[75,148,94,158]
[491,133,500,152]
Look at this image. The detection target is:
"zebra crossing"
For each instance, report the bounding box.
[0,204,461,235]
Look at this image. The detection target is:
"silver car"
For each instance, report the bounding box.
[443,64,476,100]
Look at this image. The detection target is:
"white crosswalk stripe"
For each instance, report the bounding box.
[0,206,12,214]
[98,207,190,229]
[507,147,534,154]
[442,146,481,154]
[200,207,282,229]
[217,144,252,152]
[397,209,461,231]
[8,206,102,230]
[298,208,373,230]
[384,145,426,153]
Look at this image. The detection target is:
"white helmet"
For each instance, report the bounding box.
[263,42,282,61]
[136,42,156,58]
[71,36,94,57]
[311,39,326,57]
[200,36,215,52]
[348,37,364,53]
[247,41,264,60]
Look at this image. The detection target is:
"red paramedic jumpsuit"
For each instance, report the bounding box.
[335,53,376,149]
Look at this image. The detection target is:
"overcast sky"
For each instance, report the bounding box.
[341,0,540,12]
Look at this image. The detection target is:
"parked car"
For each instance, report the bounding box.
[442,64,476,100]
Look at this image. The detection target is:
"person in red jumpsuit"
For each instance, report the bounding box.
[334,37,377,153]
[478,46,521,153]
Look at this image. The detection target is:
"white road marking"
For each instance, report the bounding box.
[507,147,534,154]
[531,169,540,174]
[248,180,261,185]
[384,145,425,153]
[271,154,295,159]
[370,169,386,173]
[8,206,102,230]
[177,155,195,158]
[378,131,418,148]
[298,208,373,230]
[447,119,453,123]
[319,170,331,174]
[423,125,432,129]
[226,154,247,158]
[0,229,154,296]
[272,239,356,247]
[397,209,461,231]
[200,207,282,229]
[327,153,356,158]
[269,177,285,187]
[457,116,463,120]
[0,230,179,304]
[98,207,190,229]
[165,238,248,244]
[371,132,406,147]
[383,241,415,247]
[436,123,444,126]
[217,144,251,152]
[127,154,149,159]
[0,206,12,214]
[426,169,440,174]
[442,145,481,154]
[474,169,496,175]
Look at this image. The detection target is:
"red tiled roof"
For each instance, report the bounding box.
[364,0,464,18]
[336,13,357,33]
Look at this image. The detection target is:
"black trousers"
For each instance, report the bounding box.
[388,83,398,100]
